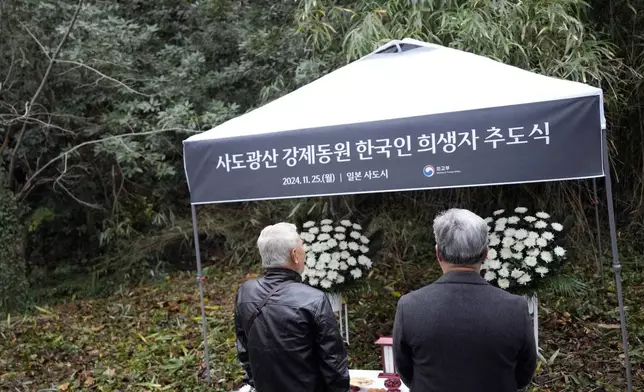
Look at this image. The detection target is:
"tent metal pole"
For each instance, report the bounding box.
[592,179,605,285]
[602,130,633,392]
[191,204,212,383]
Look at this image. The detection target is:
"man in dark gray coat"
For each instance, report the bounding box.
[393,208,537,392]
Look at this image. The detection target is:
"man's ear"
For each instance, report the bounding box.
[435,245,442,263]
[481,248,488,262]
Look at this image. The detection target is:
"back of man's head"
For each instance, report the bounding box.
[433,208,488,265]
[257,222,300,268]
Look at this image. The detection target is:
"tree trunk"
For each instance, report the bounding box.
[0,172,29,313]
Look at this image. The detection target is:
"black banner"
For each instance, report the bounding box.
[183,96,603,204]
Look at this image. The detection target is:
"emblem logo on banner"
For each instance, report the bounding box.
[423,165,435,177]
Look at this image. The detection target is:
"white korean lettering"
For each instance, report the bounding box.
[262,149,278,168]
[334,142,351,162]
[437,131,457,153]
[457,130,478,150]
[529,122,550,144]
[418,134,436,153]
[316,144,333,164]
[216,154,231,172]
[507,127,528,145]
[231,154,246,170]
[393,136,412,157]
[356,140,374,160]
[485,127,505,148]
[246,151,261,170]
[373,138,393,158]
[380,169,388,178]
[298,146,316,165]
[282,147,297,167]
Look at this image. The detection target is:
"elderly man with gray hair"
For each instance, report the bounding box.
[393,208,537,392]
[234,222,350,392]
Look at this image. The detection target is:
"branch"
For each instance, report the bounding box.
[8,0,84,189]
[17,128,200,200]
[54,59,150,97]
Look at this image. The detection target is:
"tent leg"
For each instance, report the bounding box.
[592,179,605,285]
[602,130,633,392]
[192,205,212,383]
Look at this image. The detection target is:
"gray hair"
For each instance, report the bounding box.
[433,208,488,265]
[257,222,301,268]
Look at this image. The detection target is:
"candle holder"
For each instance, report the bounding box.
[375,336,401,392]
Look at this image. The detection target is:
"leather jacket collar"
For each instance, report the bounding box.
[264,267,302,283]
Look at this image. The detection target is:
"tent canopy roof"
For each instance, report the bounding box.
[187,38,604,143]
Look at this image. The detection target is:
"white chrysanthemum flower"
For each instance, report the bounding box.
[484,271,497,281]
[554,246,566,257]
[321,225,334,233]
[328,260,340,270]
[518,273,532,285]
[353,223,362,231]
[360,236,370,244]
[496,217,508,226]
[512,252,523,259]
[535,266,549,277]
[349,231,361,240]
[327,271,338,281]
[489,234,501,246]
[502,236,515,247]
[350,268,362,279]
[551,222,563,231]
[315,269,326,277]
[340,251,350,259]
[339,241,348,250]
[500,248,513,259]
[334,233,346,241]
[336,275,345,284]
[318,233,331,241]
[335,226,346,233]
[511,269,525,279]
[303,221,316,228]
[360,245,369,254]
[303,244,310,253]
[331,252,341,262]
[534,221,547,229]
[536,212,550,219]
[348,242,359,251]
[494,225,506,232]
[309,278,319,286]
[340,220,352,226]
[498,268,510,278]
[347,257,357,266]
[528,231,539,240]
[536,238,548,248]
[523,238,537,248]
[524,216,537,223]
[358,255,373,268]
[321,219,333,225]
[306,259,317,268]
[488,259,502,270]
[315,260,326,271]
[339,261,348,271]
[513,242,526,252]
[485,217,494,223]
[326,239,338,248]
[541,232,554,241]
[498,278,510,289]
[481,260,490,270]
[493,209,505,216]
[487,248,498,260]
[540,251,553,263]
[320,279,332,289]
[319,253,331,263]
[502,262,511,269]
[508,216,520,224]
[504,228,517,237]
[525,256,538,267]
[514,229,529,240]
[309,227,320,234]
[514,207,528,214]
[527,248,540,257]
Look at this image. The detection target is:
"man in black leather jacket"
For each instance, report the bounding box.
[234,222,350,392]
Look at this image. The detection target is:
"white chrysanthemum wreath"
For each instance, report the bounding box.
[480,207,570,293]
[299,218,380,293]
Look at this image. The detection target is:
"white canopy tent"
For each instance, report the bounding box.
[183,39,632,390]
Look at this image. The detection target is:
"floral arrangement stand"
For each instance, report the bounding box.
[298,217,383,347]
[327,292,350,344]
